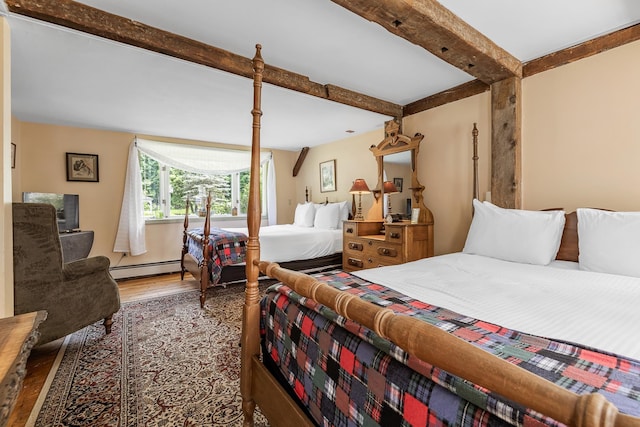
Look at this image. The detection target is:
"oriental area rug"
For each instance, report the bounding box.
[28,284,270,427]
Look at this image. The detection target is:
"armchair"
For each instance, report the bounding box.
[12,203,120,345]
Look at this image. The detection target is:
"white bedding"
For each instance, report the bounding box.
[223,224,342,263]
[354,253,640,361]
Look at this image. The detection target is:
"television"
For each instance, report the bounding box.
[22,192,80,232]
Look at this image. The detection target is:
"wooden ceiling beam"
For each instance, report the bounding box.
[524,23,640,78]
[330,0,522,84]
[5,0,401,118]
[403,80,489,117]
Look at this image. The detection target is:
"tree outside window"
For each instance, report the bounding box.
[139,152,266,219]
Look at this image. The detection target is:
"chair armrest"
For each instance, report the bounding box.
[63,256,111,280]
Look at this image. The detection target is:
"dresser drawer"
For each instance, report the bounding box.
[346,241,364,252]
[385,226,404,243]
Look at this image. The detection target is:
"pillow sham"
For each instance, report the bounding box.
[577,208,640,278]
[463,199,566,265]
[293,202,315,227]
[337,200,350,224]
[314,203,341,229]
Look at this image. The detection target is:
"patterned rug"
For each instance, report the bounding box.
[28,284,270,426]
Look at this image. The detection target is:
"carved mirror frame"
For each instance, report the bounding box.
[369,119,433,224]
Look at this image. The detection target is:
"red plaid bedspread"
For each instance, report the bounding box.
[186,227,247,285]
[260,269,640,426]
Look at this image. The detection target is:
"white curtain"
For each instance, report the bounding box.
[135,137,271,173]
[113,137,274,255]
[113,141,146,255]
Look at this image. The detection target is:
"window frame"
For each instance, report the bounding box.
[140,153,268,221]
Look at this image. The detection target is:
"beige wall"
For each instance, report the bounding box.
[1,18,11,317]
[403,93,492,255]
[13,121,297,269]
[5,36,640,292]
[522,39,640,212]
[235,38,640,257]
[292,129,383,220]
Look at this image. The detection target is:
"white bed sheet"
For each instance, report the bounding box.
[223,224,342,263]
[354,253,640,361]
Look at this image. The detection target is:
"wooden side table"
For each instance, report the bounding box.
[0,311,47,426]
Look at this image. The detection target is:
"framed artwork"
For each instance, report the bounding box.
[411,208,421,224]
[393,177,403,192]
[66,152,99,182]
[11,143,15,168]
[319,159,336,192]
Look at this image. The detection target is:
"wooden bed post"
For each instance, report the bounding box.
[241,44,264,427]
[199,193,211,307]
[181,196,190,280]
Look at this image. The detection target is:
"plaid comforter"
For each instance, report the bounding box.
[186,227,247,285]
[260,269,640,426]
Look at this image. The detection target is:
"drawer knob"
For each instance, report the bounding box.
[347,258,363,268]
[348,242,363,251]
[390,232,400,239]
[377,247,398,257]
[346,227,354,234]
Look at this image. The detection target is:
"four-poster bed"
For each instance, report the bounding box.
[240,45,640,427]
[181,185,345,308]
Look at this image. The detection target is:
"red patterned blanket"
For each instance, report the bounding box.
[186,227,247,285]
[260,269,640,426]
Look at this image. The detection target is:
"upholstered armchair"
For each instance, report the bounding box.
[12,203,120,345]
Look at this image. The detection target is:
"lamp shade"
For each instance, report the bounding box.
[349,179,371,194]
[383,180,399,194]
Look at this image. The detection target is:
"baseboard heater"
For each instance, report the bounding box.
[109,260,182,280]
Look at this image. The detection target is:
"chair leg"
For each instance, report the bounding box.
[103,315,114,334]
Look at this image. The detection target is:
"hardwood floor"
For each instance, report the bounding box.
[7,272,200,427]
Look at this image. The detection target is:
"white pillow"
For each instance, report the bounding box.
[314,203,341,229]
[577,208,640,277]
[293,203,315,227]
[337,201,350,223]
[463,199,566,265]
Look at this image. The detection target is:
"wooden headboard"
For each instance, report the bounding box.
[556,211,578,262]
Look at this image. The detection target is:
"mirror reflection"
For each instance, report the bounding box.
[383,151,412,219]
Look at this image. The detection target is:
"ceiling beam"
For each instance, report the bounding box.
[330,0,522,84]
[5,0,402,118]
[403,23,640,116]
[403,80,489,116]
[524,23,640,78]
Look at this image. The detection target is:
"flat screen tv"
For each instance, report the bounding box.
[22,192,80,232]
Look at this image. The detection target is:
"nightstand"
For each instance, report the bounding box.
[342,220,433,272]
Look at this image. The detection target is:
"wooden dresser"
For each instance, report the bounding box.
[342,220,433,272]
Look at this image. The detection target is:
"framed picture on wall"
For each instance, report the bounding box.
[393,177,403,192]
[66,152,99,182]
[319,159,336,192]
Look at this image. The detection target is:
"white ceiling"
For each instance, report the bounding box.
[2,1,639,151]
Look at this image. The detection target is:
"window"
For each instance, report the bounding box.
[140,152,266,219]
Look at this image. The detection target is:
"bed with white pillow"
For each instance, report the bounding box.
[181,200,349,305]
[254,199,640,426]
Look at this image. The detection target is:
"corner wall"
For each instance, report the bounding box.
[14,121,297,273]
[1,18,11,317]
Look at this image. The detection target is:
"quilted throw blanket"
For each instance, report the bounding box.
[186,227,247,285]
[260,269,640,427]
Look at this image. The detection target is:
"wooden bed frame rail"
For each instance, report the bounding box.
[252,260,637,427]
[240,44,639,427]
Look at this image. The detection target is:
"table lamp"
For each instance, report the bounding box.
[349,179,370,221]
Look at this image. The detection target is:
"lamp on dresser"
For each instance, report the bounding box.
[383,180,399,223]
[349,178,370,221]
